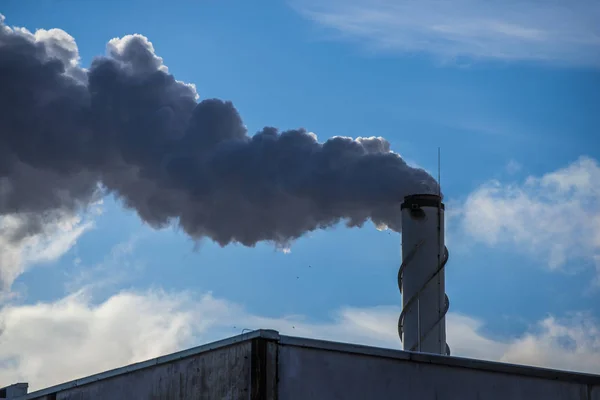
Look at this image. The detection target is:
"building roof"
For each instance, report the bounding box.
[9,329,600,400]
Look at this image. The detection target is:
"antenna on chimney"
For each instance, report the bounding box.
[438,147,441,198]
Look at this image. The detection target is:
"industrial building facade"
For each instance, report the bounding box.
[2,329,599,399]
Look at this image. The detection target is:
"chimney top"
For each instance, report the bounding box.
[401,194,444,210]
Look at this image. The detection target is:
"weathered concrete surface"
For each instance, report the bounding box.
[21,341,253,400]
[58,341,251,400]
[277,341,600,400]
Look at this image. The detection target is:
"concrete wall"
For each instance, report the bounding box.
[53,341,252,400]
[277,339,600,400]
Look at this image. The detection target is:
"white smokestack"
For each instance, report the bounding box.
[398,194,450,355]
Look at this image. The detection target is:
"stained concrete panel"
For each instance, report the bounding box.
[35,342,252,400]
[278,343,598,400]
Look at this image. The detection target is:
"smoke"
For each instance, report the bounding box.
[0,15,438,248]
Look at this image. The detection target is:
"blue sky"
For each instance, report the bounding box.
[1,0,599,390]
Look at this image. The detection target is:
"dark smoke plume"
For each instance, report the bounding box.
[0,15,438,247]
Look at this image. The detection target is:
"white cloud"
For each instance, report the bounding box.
[499,313,600,373]
[0,289,197,390]
[455,156,600,276]
[0,212,95,290]
[0,290,598,391]
[293,0,600,66]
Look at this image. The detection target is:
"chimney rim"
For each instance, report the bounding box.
[401,193,444,210]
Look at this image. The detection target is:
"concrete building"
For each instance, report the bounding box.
[3,329,599,400]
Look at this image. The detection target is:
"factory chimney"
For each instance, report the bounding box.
[398,194,450,355]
